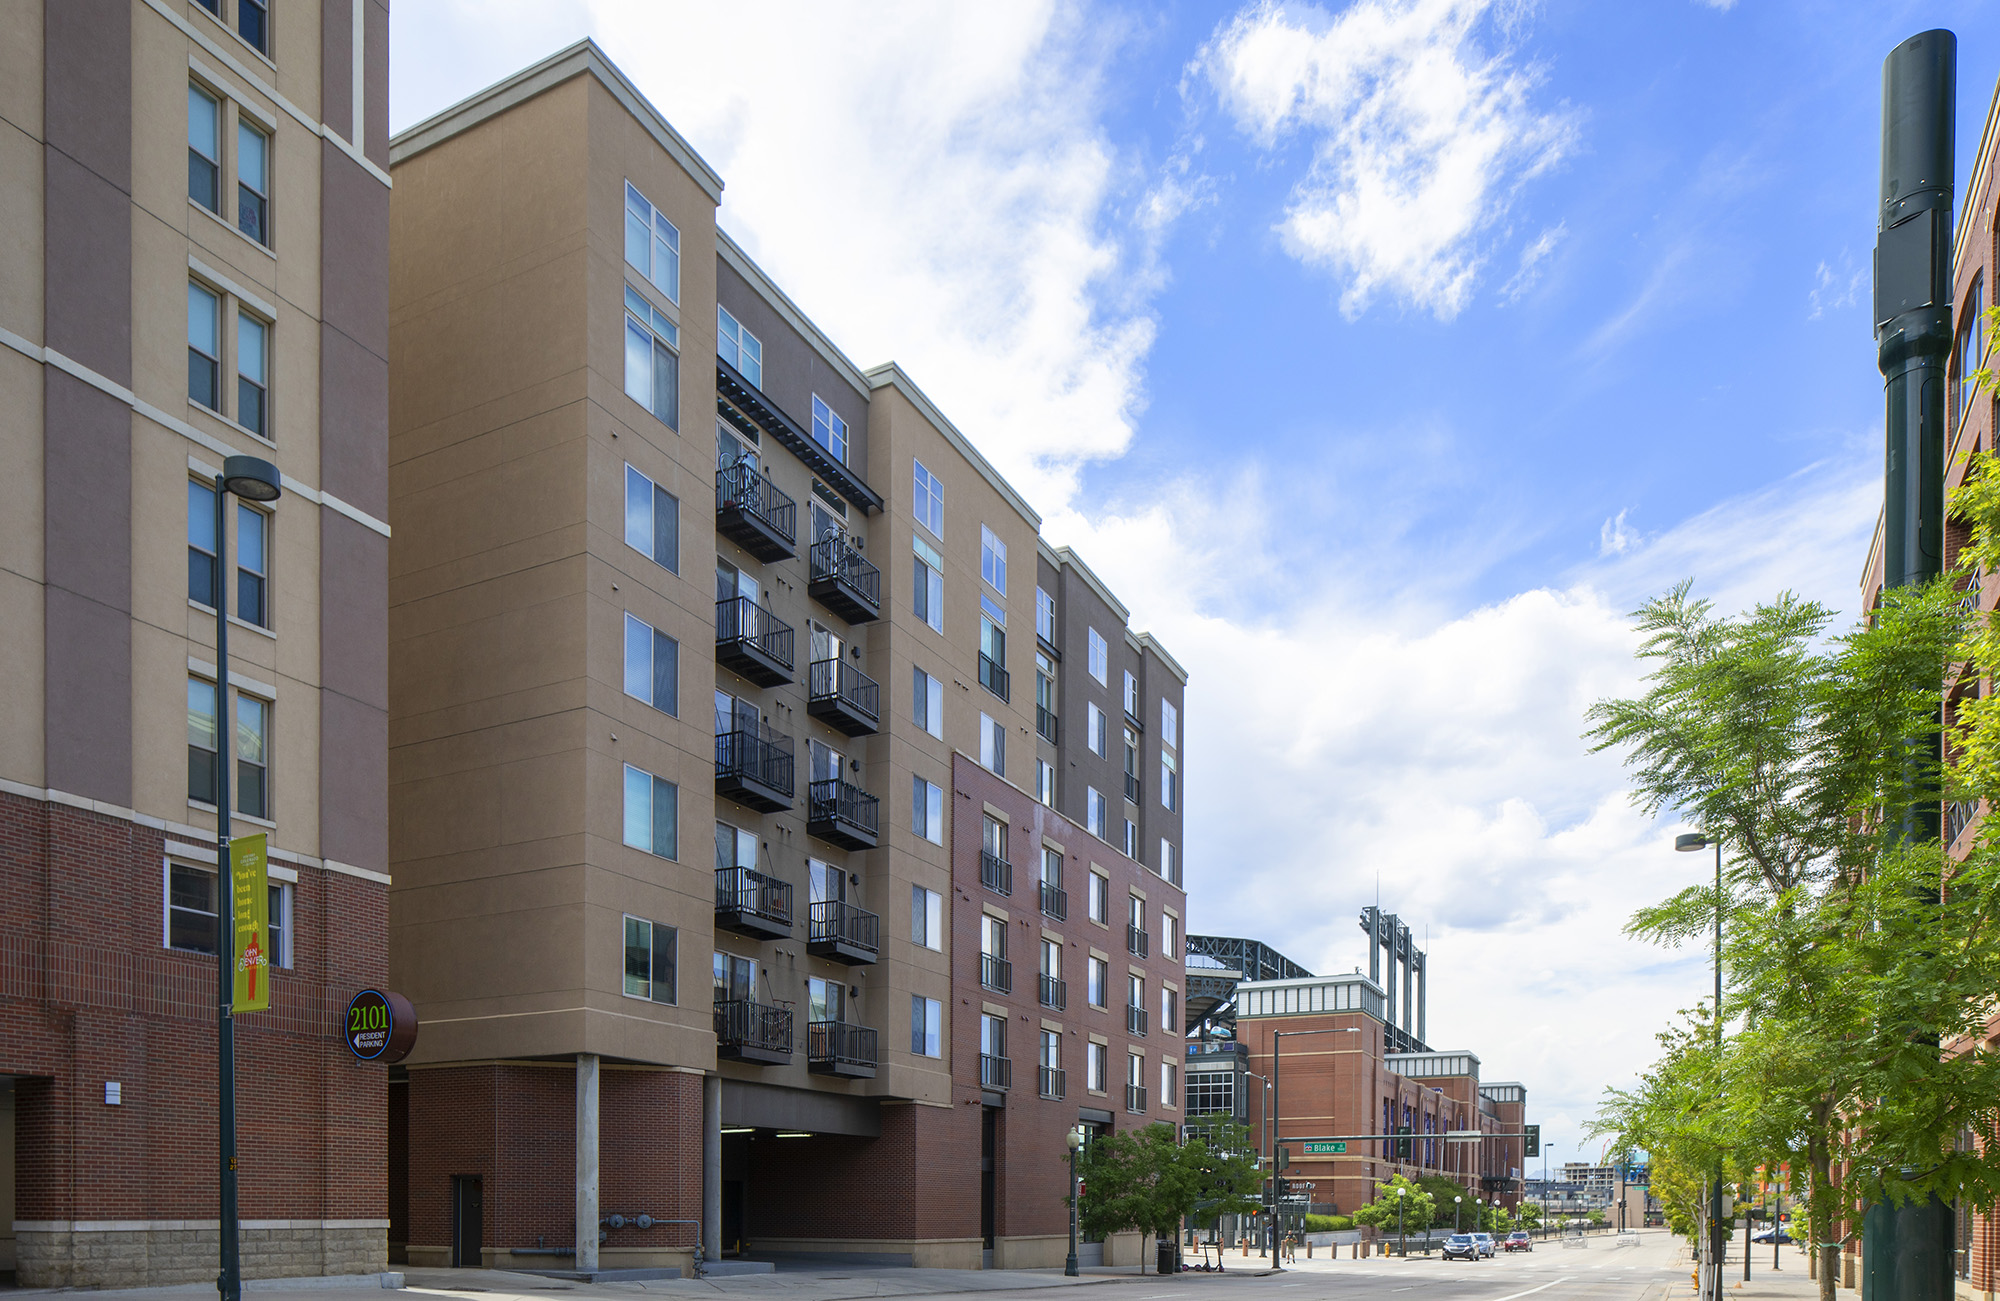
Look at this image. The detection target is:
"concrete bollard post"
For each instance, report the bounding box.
[1306,1241,1313,1259]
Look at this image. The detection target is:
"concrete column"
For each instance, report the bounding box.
[703,1074,721,1264]
[577,1054,600,1272]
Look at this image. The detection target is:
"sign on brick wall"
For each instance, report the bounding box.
[345,988,418,1063]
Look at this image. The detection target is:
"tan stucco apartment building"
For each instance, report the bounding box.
[0,0,393,1287]
[386,42,1188,1272]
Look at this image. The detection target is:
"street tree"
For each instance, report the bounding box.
[1076,1121,1261,1273]
[1351,1174,1435,1249]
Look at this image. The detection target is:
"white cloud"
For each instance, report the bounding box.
[1199,0,1577,319]
[1500,221,1567,303]
[1694,0,1738,10]
[1809,251,1866,320]
[1598,508,1639,557]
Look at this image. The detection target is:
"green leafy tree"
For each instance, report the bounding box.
[1351,1174,1435,1249]
[1076,1122,1262,1273]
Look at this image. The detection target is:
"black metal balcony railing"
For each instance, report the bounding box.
[981,953,1013,994]
[1039,973,1066,1010]
[1125,1083,1148,1114]
[980,850,1012,896]
[1127,924,1150,958]
[807,1020,879,1078]
[978,652,1010,702]
[714,866,792,940]
[807,778,879,851]
[1039,880,1067,921]
[1127,1004,1148,1037]
[715,462,797,562]
[1039,1067,1066,1101]
[714,596,795,687]
[808,535,881,624]
[714,726,795,812]
[807,899,880,965]
[980,1053,1013,1091]
[1124,772,1141,804]
[714,999,793,1064]
[806,658,880,736]
[1036,705,1058,743]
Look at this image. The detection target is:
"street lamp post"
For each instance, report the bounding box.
[1268,1025,1360,1272]
[1456,1195,1463,1234]
[1678,831,1726,1301]
[1245,1071,1272,1257]
[210,455,282,1301]
[1397,1186,1407,1259]
[1066,1127,1083,1277]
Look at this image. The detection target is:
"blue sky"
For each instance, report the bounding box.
[393,1,2000,1177]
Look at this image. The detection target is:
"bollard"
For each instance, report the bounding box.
[1306,1241,1313,1259]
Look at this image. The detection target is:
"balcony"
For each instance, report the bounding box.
[714,867,792,941]
[1124,772,1141,804]
[715,727,794,813]
[807,658,880,737]
[1127,925,1150,958]
[1038,1067,1066,1100]
[808,535,881,624]
[978,653,1010,702]
[980,851,1012,896]
[1949,798,1980,845]
[980,1053,1013,1092]
[807,779,879,851]
[1036,706,1058,744]
[1039,974,1066,1011]
[715,462,797,563]
[1127,1004,1148,1037]
[981,953,1013,994]
[808,900,880,965]
[1039,880,1067,921]
[1125,1084,1148,1114]
[714,596,794,688]
[714,999,793,1065]
[807,1020,879,1079]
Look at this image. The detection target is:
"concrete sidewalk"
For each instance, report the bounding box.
[399,1263,1272,1301]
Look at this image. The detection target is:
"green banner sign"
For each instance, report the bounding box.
[1303,1141,1347,1155]
[231,833,270,1013]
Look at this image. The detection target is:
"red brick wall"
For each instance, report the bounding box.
[0,791,388,1222]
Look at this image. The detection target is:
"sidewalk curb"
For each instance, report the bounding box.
[9,1274,404,1297]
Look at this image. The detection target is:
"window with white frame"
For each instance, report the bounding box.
[236,116,269,245]
[1123,670,1137,717]
[624,181,682,303]
[188,281,221,411]
[188,480,218,608]
[1160,839,1178,885]
[911,995,942,1057]
[981,526,1007,594]
[188,677,218,804]
[167,860,219,953]
[624,287,680,430]
[979,711,1005,776]
[622,764,678,859]
[1162,912,1178,956]
[266,880,290,968]
[189,84,220,212]
[236,695,269,819]
[913,666,945,739]
[624,464,680,573]
[236,310,268,437]
[1162,986,1177,1032]
[622,915,677,1003]
[236,503,269,628]
[717,304,761,388]
[1089,872,1109,923]
[1161,1059,1178,1108]
[189,280,275,437]
[193,0,268,54]
[1162,699,1178,749]
[1122,819,1136,858]
[189,79,272,244]
[1087,704,1106,757]
[913,459,944,539]
[912,776,944,846]
[1036,586,1055,642]
[811,395,848,464]
[1088,1041,1108,1092]
[1161,750,1178,811]
[1088,955,1107,1007]
[911,885,943,950]
[715,820,756,873]
[623,613,679,715]
[1088,628,1108,685]
[1087,787,1106,838]
[1037,759,1054,807]
[913,535,944,634]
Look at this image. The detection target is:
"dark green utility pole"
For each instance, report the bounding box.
[1866,29,1957,1301]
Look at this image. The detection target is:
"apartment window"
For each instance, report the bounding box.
[1161,750,1178,811]
[1088,1041,1108,1092]
[1162,912,1178,956]
[912,995,942,1057]
[1122,819,1137,858]
[979,712,1006,776]
[1961,275,1986,430]
[913,667,944,739]
[236,503,268,627]
[1042,846,1063,889]
[912,535,944,634]
[1162,699,1178,749]
[717,304,761,388]
[1086,787,1106,838]
[1128,972,1145,1014]
[188,480,218,607]
[624,181,682,303]
[1088,628,1108,685]
[622,915,677,1004]
[714,951,755,1003]
[981,1012,1007,1061]
[197,0,270,54]
[1037,760,1054,806]
[912,776,944,846]
[981,913,1006,961]
[1041,1028,1061,1070]
[1160,839,1178,885]
[1036,586,1055,643]
[1161,1059,1178,1108]
[625,287,680,430]
[810,395,849,464]
[715,821,756,872]
[982,815,1007,866]
[1088,956,1107,1008]
[266,881,290,968]
[912,885,944,951]
[237,118,269,245]
[1041,937,1061,981]
[236,311,268,437]
[1123,729,1138,791]
[168,862,219,953]
[913,459,944,539]
[188,677,218,803]
[1089,872,1109,923]
[1162,986,1178,1032]
[808,976,844,1025]
[1123,670,1138,717]
[188,85,220,212]
[1128,894,1145,934]
[622,764,678,859]
[1088,704,1106,757]
[189,282,221,410]
[623,613,679,715]
[624,464,680,573]
[236,695,268,819]
[981,526,1007,594]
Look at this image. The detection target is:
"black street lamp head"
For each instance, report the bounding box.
[1675,833,1710,852]
[222,455,282,502]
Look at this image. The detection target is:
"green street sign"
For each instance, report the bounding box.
[1303,1141,1347,1155]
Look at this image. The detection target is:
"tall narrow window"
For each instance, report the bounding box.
[979,712,1005,776]
[623,464,680,573]
[188,283,220,410]
[1088,629,1108,685]
[1036,587,1055,642]
[1088,704,1106,757]
[1122,819,1137,857]
[236,118,269,245]
[1124,670,1138,717]
[624,288,680,430]
[1037,759,1054,806]
[1162,700,1178,749]
[622,764,679,859]
[911,886,943,950]
[236,503,268,627]
[911,995,942,1057]
[913,459,944,538]
[623,915,677,1004]
[236,0,268,53]
[188,480,218,607]
[1161,750,1178,811]
[236,313,267,436]
[717,305,762,388]
[623,613,679,715]
[1160,839,1178,885]
[912,776,944,846]
[913,667,945,740]
[236,695,268,819]
[811,395,849,464]
[188,677,218,804]
[188,85,220,212]
[1087,787,1106,838]
[623,182,682,303]
[979,603,1007,701]
[913,536,944,634]
[981,526,1007,594]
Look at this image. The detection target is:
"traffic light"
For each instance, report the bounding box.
[1524,1125,1540,1158]
[1395,1126,1412,1160]
[1276,1146,1291,1171]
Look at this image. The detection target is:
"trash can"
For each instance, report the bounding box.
[1159,1239,1175,1274]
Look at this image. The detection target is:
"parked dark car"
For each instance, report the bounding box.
[1752,1227,1794,1245]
